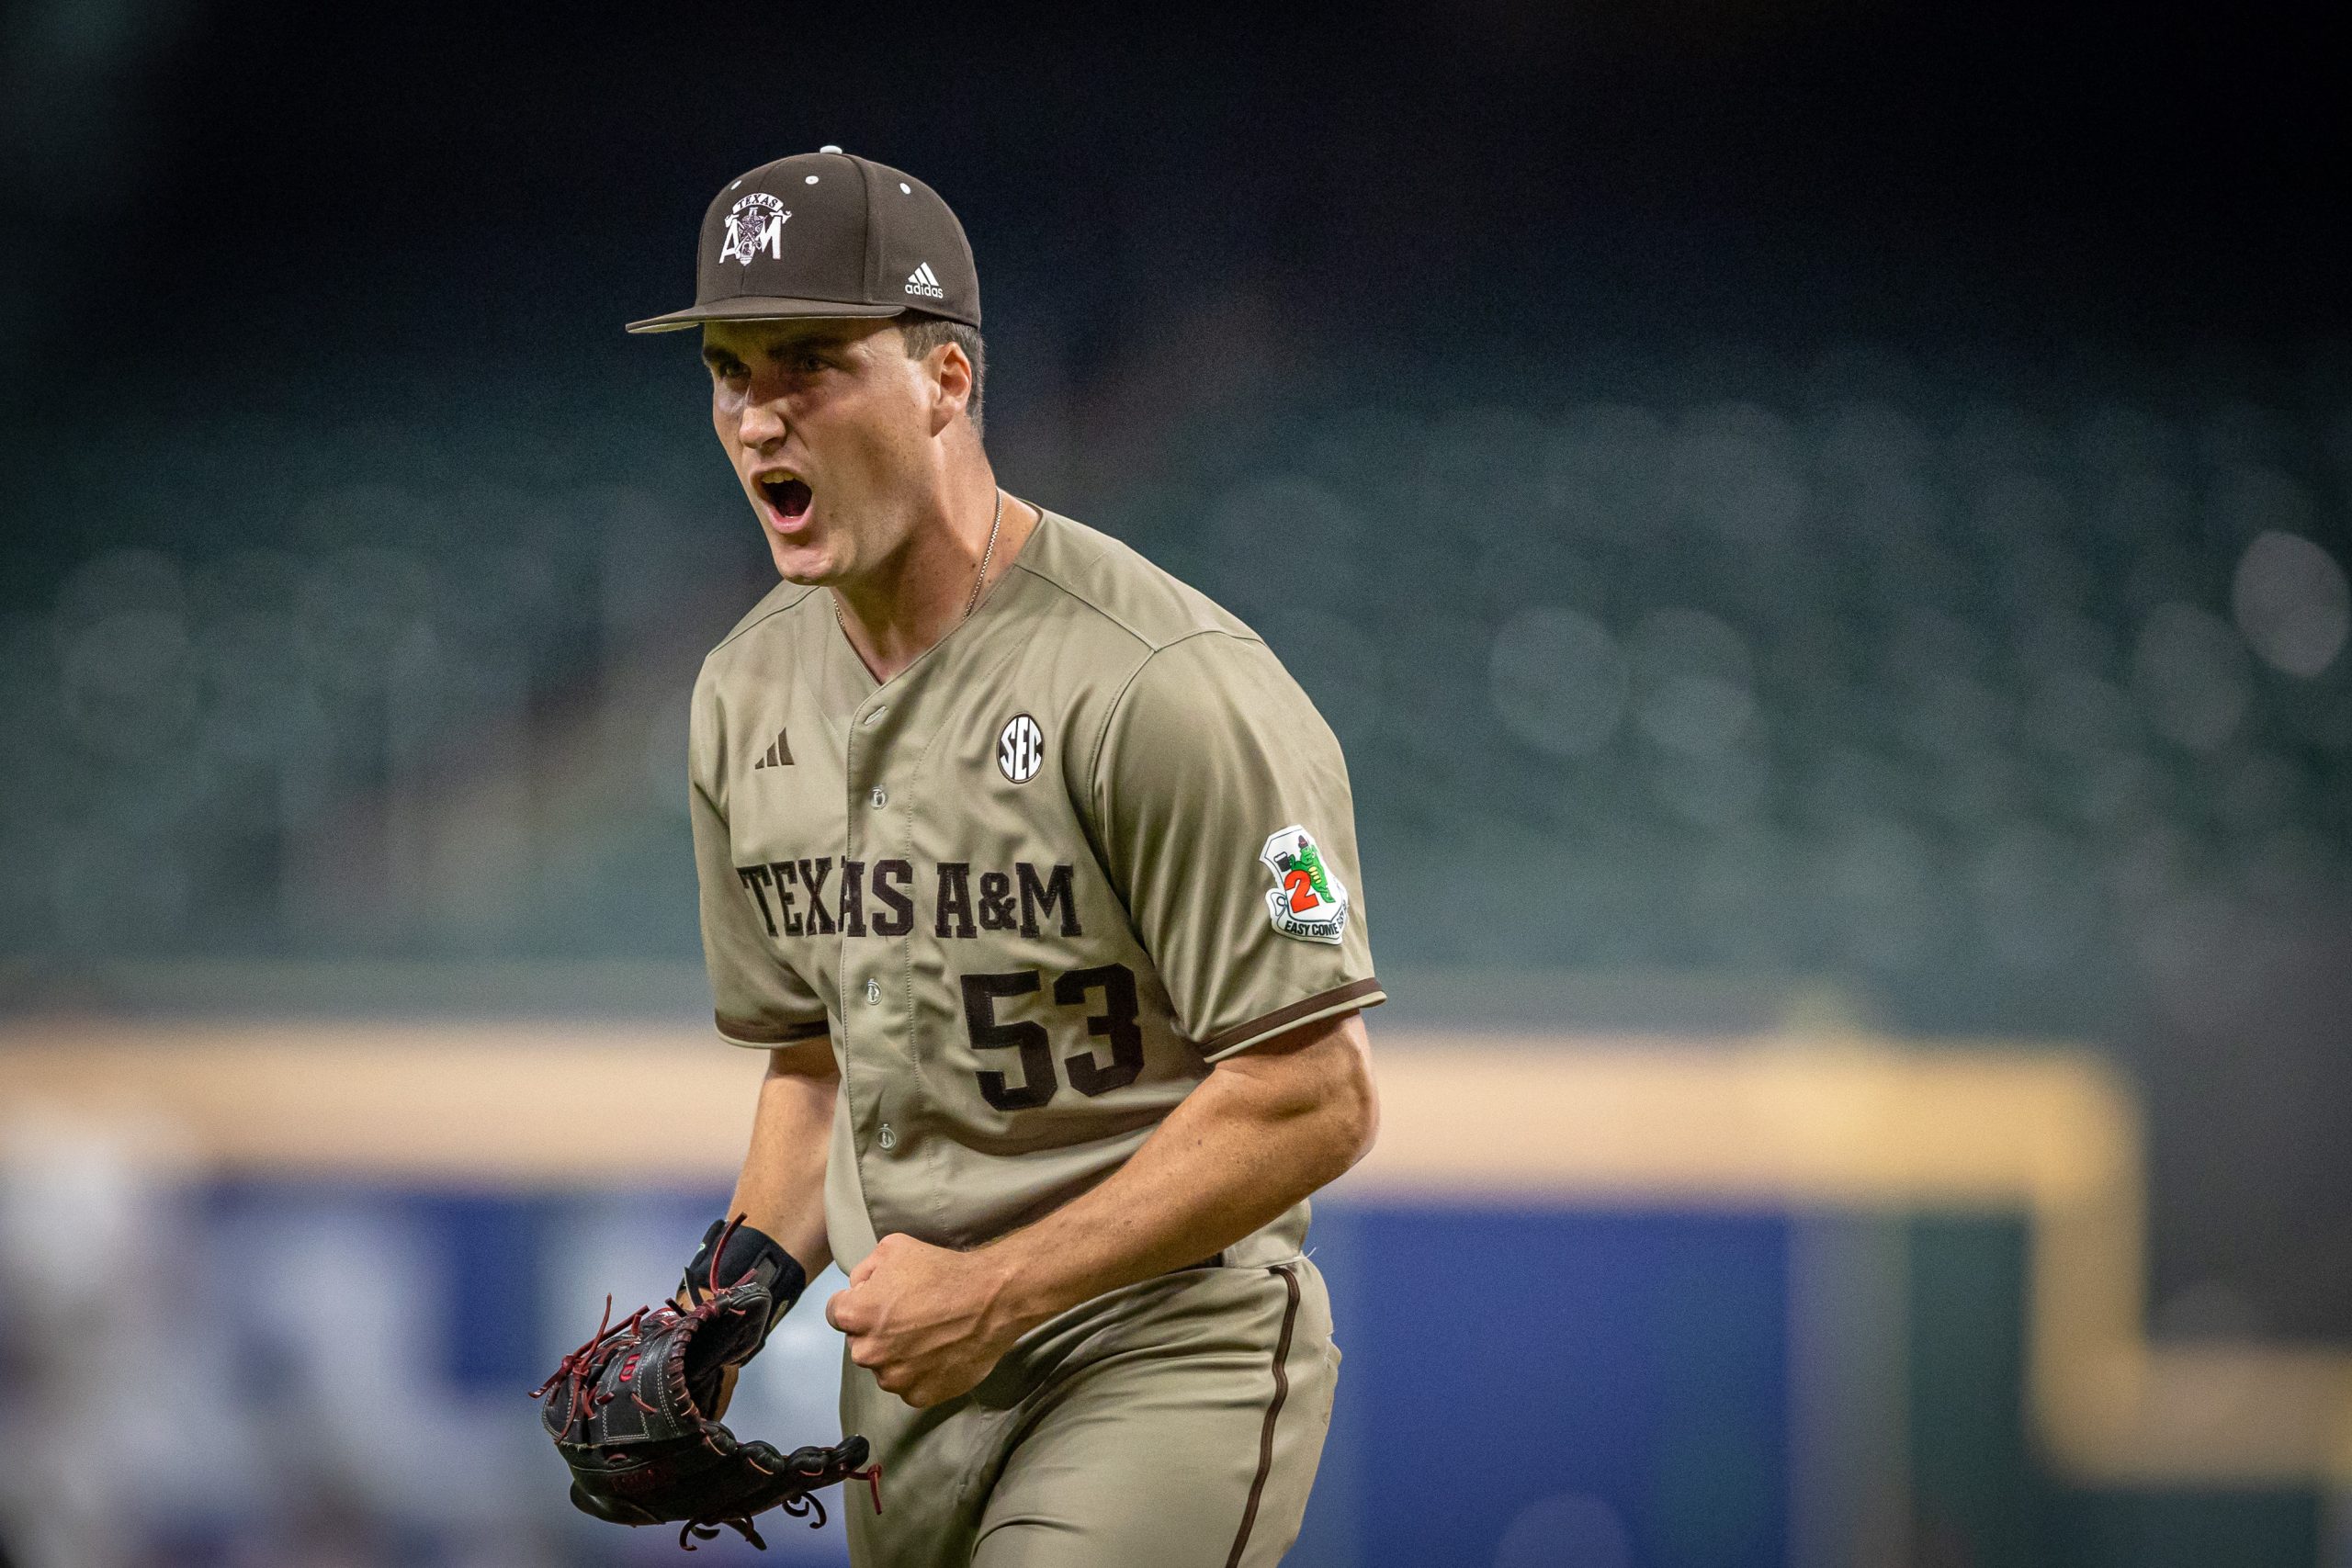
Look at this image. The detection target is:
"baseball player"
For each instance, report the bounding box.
[573,147,1384,1567]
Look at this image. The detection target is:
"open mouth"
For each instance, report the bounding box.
[758,473,813,525]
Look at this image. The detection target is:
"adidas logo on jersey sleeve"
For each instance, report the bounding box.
[905,262,944,299]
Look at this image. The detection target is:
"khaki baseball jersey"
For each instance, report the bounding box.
[688,505,1383,1272]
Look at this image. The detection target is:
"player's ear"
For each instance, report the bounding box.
[925,340,973,436]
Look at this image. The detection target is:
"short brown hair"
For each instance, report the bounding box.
[898,313,986,438]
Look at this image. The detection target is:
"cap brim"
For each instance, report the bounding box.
[625,295,908,334]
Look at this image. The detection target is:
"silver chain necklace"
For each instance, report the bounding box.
[963,487,1006,620]
[832,487,1006,638]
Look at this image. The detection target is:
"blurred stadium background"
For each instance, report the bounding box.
[4,2,2350,1565]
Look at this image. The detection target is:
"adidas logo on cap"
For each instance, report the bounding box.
[905,262,944,300]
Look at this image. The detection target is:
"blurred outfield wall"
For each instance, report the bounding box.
[2,1019,2338,1568]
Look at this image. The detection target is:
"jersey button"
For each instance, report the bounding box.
[862,707,887,725]
[868,785,888,808]
[864,977,882,1006]
[877,1123,898,1151]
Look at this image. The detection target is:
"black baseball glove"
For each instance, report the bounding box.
[533,1217,880,1550]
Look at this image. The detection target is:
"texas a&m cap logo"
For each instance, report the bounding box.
[718,193,789,265]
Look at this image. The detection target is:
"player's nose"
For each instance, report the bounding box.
[735,391,788,450]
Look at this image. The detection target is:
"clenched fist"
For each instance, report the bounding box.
[825,1235,1030,1408]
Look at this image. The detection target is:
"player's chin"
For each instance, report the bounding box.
[763,530,837,587]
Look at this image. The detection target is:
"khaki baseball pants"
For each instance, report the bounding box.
[840,1256,1339,1568]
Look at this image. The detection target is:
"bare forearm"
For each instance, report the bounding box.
[823,1013,1376,1409]
[725,1041,838,1277]
[980,1012,1376,1333]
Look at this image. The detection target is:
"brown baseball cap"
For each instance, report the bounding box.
[626,147,979,333]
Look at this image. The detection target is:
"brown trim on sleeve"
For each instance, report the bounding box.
[1201,976,1384,1057]
[714,1012,830,1045]
[1225,1262,1303,1568]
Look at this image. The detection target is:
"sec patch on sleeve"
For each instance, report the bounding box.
[1259,825,1351,943]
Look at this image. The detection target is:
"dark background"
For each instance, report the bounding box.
[11,0,2350,374]
[6,0,2350,1343]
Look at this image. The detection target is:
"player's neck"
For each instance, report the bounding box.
[830,469,1037,683]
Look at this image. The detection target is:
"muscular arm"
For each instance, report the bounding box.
[673,1038,836,1417]
[827,1010,1377,1406]
[989,1009,1377,1311]
[720,1036,839,1278]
